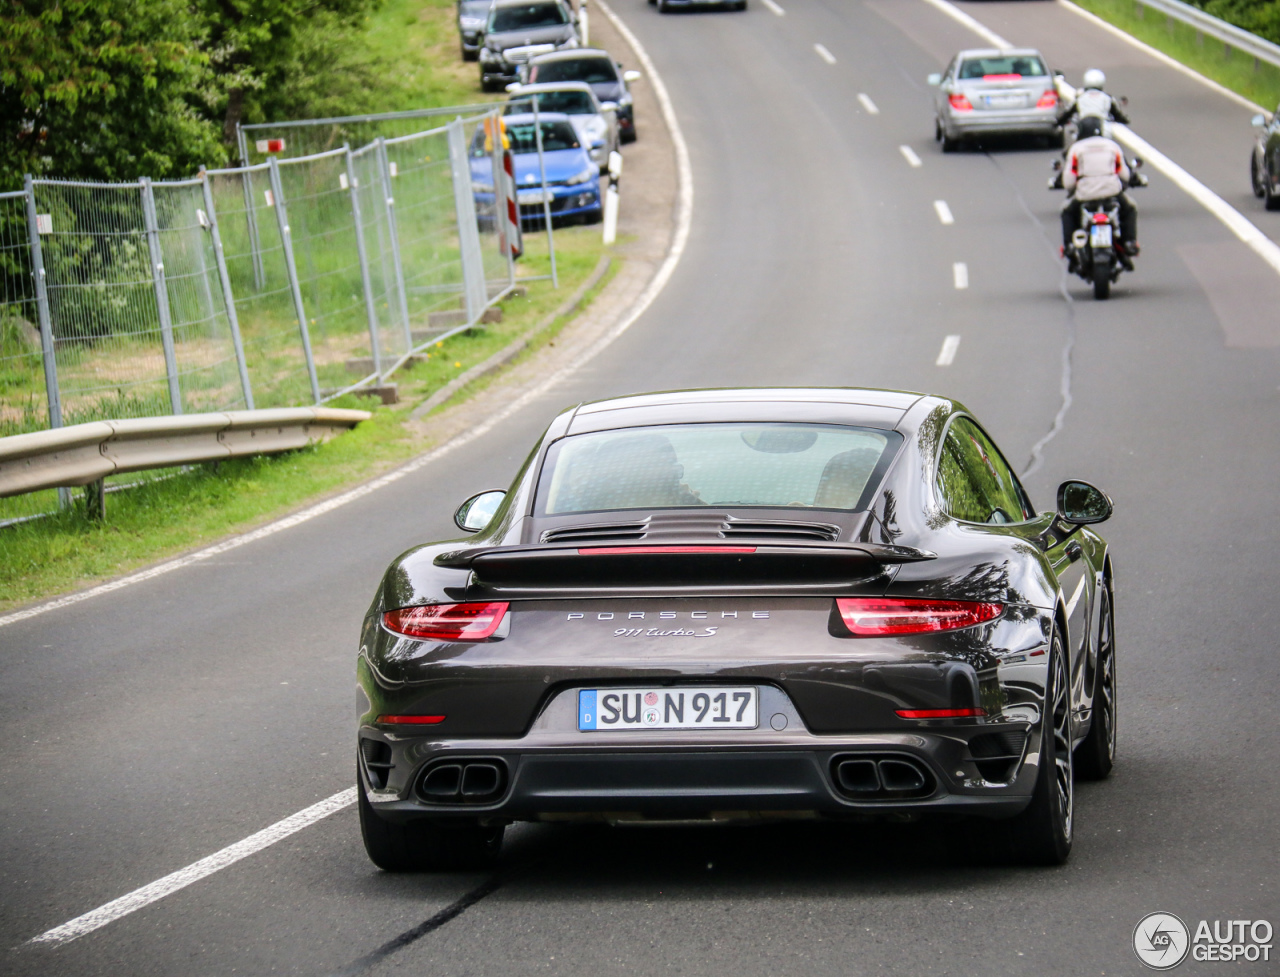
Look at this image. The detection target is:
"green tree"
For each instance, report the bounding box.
[0,0,226,187]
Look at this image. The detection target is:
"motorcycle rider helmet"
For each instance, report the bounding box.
[1082,68,1107,90]
[1077,115,1105,139]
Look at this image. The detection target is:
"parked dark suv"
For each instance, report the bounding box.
[479,0,580,93]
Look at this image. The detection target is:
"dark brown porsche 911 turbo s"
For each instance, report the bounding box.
[356,388,1117,870]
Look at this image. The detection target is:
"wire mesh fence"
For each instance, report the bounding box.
[1,106,532,450]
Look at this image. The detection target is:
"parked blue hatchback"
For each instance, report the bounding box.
[470,112,602,225]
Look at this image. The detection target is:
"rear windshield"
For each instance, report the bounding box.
[489,2,567,31]
[531,57,618,85]
[537,423,900,514]
[470,120,580,155]
[506,90,594,114]
[958,55,1046,79]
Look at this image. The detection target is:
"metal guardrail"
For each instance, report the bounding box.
[0,407,370,500]
[1133,0,1280,71]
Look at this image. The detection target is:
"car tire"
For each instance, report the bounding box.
[358,775,504,872]
[621,129,637,144]
[462,46,479,63]
[941,131,960,154]
[974,635,1073,866]
[735,0,748,9]
[1265,168,1280,211]
[1251,154,1266,198]
[657,0,671,11]
[1075,583,1116,781]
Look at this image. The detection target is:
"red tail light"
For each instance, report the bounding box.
[578,546,756,555]
[383,602,508,641]
[1036,90,1058,109]
[948,93,973,111]
[1092,212,1110,224]
[835,597,1002,635]
[896,707,986,719]
[377,715,446,724]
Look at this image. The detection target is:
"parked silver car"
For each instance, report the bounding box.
[928,48,1062,152]
[506,81,619,171]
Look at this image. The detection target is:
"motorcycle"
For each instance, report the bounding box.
[1050,157,1147,300]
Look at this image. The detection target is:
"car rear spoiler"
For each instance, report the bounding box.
[434,540,936,593]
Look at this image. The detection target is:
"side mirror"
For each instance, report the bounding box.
[455,489,506,532]
[600,100,618,111]
[607,150,623,179]
[623,69,642,83]
[1253,113,1268,128]
[1056,480,1112,525]
[1130,156,1143,168]
[505,82,522,93]
[926,73,942,86]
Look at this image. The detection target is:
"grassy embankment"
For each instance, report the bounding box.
[0,0,614,611]
[1072,0,1280,109]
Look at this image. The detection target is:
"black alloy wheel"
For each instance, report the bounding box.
[976,635,1073,866]
[1075,583,1117,780]
[358,770,504,872]
[1251,153,1266,198]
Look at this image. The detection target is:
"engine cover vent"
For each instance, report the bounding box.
[541,522,648,544]
[720,518,841,543]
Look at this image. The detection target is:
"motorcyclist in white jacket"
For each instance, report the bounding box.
[1058,67,1129,136]
[1061,115,1138,258]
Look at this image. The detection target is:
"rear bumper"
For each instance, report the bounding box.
[360,728,1038,825]
[944,111,1058,139]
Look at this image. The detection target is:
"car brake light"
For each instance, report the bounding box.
[983,73,1021,81]
[896,707,986,719]
[577,546,757,555]
[1036,90,1057,108]
[835,597,1002,635]
[382,602,509,640]
[377,715,446,724]
[948,93,973,111]
[1092,212,1110,224]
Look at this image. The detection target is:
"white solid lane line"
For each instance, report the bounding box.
[899,145,922,168]
[857,93,879,115]
[917,0,1011,49]
[936,334,962,366]
[25,789,357,947]
[0,0,694,633]
[760,0,785,16]
[934,200,954,225]
[953,262,969,289]
[814,43,837,64]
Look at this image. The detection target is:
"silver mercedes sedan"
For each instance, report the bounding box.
[928,48,1062,152]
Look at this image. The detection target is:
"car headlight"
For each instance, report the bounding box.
[460,16,484,28]
[472,181,495,193]
[566,167,594,185]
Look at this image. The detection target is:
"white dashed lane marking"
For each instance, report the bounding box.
[936,334,961,366]
[814,43,837,64]
[953,262,969,289]
[899,145,922,168]
[857,93,879,114]
[761,0,785,15]
[934,200,954,225]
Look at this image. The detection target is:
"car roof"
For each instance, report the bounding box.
[528,47,613,63]
[559,388,930,436]
[500,111,574,125]
[512,81,596,96]
[956,47,1044,59]
[491,0,562,7]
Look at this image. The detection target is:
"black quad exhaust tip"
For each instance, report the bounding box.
[831,754,934,799]
[417,758,508,803]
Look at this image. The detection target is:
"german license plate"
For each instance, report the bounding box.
[985,93,1025,108]
[1090,224,1113,247]
[578,687,758,731]
[518,189,552,204]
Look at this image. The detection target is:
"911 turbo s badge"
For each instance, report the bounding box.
[612,626,719,638]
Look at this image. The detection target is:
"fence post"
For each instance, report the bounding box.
[23,176,62,432]
[201,171,255,409]
[237,124,265,290]
[376,137,413,352]
[530,94,559,288]
[448,119,489,323]
[345,146,383,377]
[267,157,321,404]
[140,177,183,415]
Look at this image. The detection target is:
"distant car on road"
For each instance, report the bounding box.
[356,387,1118,871]
[1251,104,1280,210]
[929,48,1061,152]
[457,0,493,61]
[506,82,618,172]
[469,112,602,225]
[527,48,642,143]
[649,0,746,12]
[479,0,580,93]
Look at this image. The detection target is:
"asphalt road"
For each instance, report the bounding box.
[3,1,1278,974]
